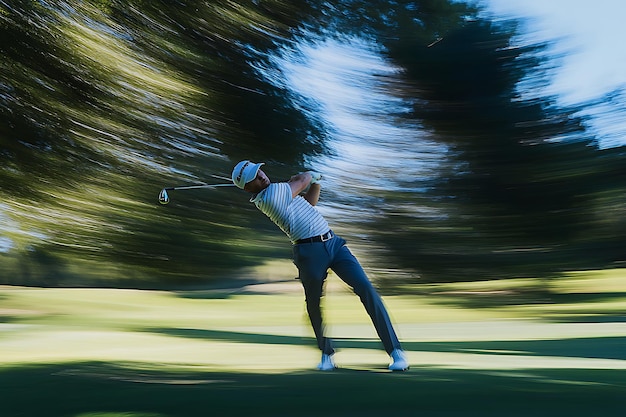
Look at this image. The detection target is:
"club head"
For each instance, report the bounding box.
[158,189,170,205]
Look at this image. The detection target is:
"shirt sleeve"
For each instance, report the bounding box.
[253,183,293,233]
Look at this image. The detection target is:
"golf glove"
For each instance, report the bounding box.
[307,171,323,184]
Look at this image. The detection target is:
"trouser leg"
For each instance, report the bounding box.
[330,242,401,354]
[303,274,335,355]
[293,243,335,355]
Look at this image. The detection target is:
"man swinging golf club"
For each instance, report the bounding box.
[232,160,409,371]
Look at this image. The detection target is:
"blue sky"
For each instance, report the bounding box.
[484,0,626,147]
[485,0,626,103]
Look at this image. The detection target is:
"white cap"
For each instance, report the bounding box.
[231,160,264,189]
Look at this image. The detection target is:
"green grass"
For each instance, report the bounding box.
[1,269,625,416]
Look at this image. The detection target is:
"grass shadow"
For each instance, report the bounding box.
[1,361,624,417]
[143,328,626,361]
[145,327,315,347]
[400,336,626,361]
[548,314,626,323]
[426,290,626,309]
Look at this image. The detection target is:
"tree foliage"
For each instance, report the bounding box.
[0,0,624,287]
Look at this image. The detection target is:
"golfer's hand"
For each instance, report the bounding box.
[307,171,323,184]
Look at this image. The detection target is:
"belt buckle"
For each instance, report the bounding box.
[320,231,331,242]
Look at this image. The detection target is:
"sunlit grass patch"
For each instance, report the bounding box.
[1,268,625,374]
[392,268,626,317]
[1,272,626,416]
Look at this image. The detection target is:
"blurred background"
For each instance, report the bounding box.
[1,0,624,290]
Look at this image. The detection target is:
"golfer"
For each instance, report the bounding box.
[232,160,409,371]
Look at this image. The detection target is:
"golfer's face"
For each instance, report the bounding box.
[244,169,270,193]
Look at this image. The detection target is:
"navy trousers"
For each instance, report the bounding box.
[292,234,401,355]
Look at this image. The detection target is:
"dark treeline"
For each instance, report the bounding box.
[0,0,624,288]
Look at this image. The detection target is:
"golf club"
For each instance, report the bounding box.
[158,182,235,204]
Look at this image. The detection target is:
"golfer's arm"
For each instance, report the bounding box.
[288,173,320,206]
[303,183,321,206]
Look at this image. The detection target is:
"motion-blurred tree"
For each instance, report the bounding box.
[0,0,326,285]
[371,15,626,282]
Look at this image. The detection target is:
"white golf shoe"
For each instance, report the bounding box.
[388,349,409,371]
[317,353,337,371]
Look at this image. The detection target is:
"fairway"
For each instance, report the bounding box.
[1,269,625,416]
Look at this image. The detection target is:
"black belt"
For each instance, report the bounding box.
[295,231,333,245]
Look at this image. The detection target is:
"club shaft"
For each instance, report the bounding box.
[164,183,235,191]
[210,174,233,182]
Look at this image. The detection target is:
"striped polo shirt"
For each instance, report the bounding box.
[251,182,329,243]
